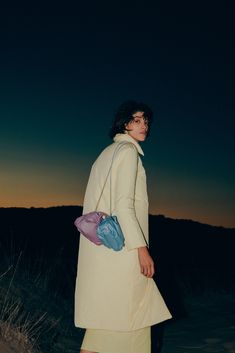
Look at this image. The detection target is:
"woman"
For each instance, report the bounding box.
[74,101,172,353]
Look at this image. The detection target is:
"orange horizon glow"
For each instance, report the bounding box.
[0,199,234,229]
[1,162,234,229]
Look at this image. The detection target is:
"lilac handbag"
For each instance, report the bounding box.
[74,211,106,245]
[74,142,128,251]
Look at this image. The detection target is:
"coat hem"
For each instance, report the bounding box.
[74,315,173,332]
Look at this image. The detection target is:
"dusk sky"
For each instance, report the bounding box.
[0,3,234,227]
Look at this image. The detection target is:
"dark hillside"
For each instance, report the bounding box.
[0,207,234,306]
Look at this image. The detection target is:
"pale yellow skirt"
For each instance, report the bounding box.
[81,326,151,353]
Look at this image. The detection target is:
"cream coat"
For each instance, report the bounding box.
[74,133,172,331]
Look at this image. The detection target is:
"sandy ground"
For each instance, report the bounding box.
[162,292,235,353]
[0,341,15,353]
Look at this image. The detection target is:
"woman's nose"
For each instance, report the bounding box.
[141,121,148,129]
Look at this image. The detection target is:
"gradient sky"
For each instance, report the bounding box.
[0,3,234,227]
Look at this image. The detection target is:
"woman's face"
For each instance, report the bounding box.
[125,111,148,142]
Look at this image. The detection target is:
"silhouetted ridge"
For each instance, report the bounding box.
[0,206,234,265]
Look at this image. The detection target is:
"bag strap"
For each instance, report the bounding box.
[95,141,149,248]
[109,143,137,215]
[109,143,149,248]
[95,141,128,211]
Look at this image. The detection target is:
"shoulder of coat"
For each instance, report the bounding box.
[115,141,138,152]
[112,143,139,165]
[114,142,139,157]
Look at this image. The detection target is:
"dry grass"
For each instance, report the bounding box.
[0,250,61,353]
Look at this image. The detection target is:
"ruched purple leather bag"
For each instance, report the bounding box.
[74,211,107,245]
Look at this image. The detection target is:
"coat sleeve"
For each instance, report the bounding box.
[112,143,147,251]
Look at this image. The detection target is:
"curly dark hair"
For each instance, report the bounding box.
[109,100,154,139]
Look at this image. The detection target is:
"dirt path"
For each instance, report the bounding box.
[162,292,235,353]
[0,341,15,353]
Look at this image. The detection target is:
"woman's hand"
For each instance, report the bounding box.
[137,246,155,278]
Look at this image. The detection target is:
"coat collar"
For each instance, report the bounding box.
[113,133,144,156]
